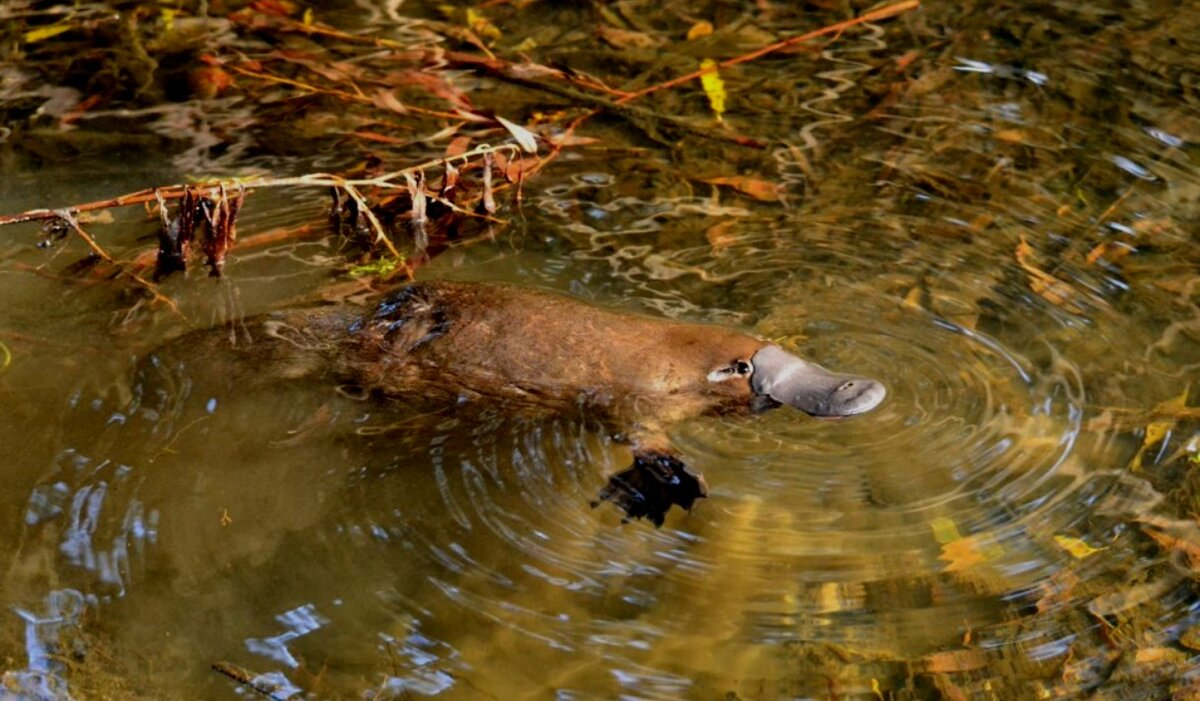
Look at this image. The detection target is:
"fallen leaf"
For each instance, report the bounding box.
[495,115,538,154]
[922,649,989,674]
[1130,387,1189,471]
[25,23,73,43]
[1085,240,1134,265]
[1138,515,1200,570]
[903,286,923,310]
[189,66,236,99]
[371,88,409,115]
[687,21,714,40]
[940,537,986,572]
[699,59,727,122]
[445,135,472,158]
[543,132,600,147]
[1088,577,1176,617]
[465,8,501,42]
[351,130,411,145]
[1014,235,1087,314]
[1054,535,1105,559]
[995,129,1027,144]
[705,220,740,252]
[702,176,784,202]
[896,49,921,69]
[596,24,660,49]
[931,517,962,544]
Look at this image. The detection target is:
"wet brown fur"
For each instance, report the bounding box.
[325,281,766,434]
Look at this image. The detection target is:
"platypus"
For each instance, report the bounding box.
[208,280,886,525]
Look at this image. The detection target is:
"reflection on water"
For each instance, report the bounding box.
[3,0,1200,699]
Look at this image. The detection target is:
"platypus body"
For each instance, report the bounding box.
[194,281,886,524]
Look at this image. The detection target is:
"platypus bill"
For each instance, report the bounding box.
[241,281,886,526]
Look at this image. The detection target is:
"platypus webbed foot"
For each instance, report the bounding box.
[591,451,708,527]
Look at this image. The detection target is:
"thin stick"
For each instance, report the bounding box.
[228,65,466,121]
[57,210,183,316]
[212,662,294,701]
[614,0,920,105]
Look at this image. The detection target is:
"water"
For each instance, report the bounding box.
[2,1,1199,698]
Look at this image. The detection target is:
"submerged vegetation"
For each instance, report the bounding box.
[1,0,1199,698]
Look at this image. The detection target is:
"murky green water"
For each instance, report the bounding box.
[2,1,1199,699]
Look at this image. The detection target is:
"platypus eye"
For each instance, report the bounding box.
[707,360,754,383]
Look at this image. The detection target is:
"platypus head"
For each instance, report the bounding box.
[742,344,886,417]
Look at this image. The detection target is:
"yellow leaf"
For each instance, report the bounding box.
[1054,535,1104,559]
[465,8,501,42]
[24,23,72,44]
[303,8,314,25]
[940,537,986,572]
[699,59,726,122]
[931,517,961,544]
[160,8,177,32]
[903,286,923,310]
[687,21,714,41]
[1131,386,1189,470]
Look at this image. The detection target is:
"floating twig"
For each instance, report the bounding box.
[212,661,298,701]
[0,143,523,228]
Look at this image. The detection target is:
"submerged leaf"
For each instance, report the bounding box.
[1130,386,1190,471]
[699,59,726,122]
[687,21,714,41]
[1014,235,1087,314]
[1054,535,1105,559]
[931,517,962,544]
[24,23,73,44]
[702,176,784,202]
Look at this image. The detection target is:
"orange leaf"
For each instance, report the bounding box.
[923,650,989,674]
[705,220,739,251]
[351,131,410,145]
[444,135,472,158]
[940,537,986,572]
[702,176,785,202]
[687,21,714,41]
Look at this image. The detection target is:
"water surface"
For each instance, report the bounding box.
[2,1,1199,699]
